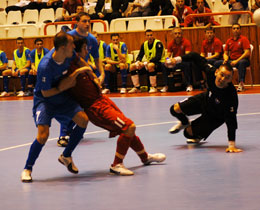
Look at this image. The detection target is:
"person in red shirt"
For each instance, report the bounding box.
[164,27,193,92]
[200,27,223,66]
[215,23,250,92]
[172,0,193,27]
[56,0,83,21]
[65,36,166,176]
[193,0,220,27]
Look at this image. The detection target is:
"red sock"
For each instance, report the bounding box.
[130,135,148,163]
[112,134,132,166]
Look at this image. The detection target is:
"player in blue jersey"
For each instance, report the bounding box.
[0,50,9,97]
[57,12,105,147]
[21,32,91,183]
[27,38,50,96]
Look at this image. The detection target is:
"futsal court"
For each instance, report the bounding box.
[0,90,260,210]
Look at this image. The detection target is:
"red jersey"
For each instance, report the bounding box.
[225,35,250,60]
[201,37,223,58]
[68,56,102,109]
[63,0,82,15]
[172,5,193,26]
[193,7,220,26]
[167,38,191,57]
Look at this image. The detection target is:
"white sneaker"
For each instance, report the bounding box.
[149,87,158,93]
[102,89,110,94]
[144,153,166,165]
[128,87,140,94]
[186,138,202,144]
[21,169,32,182]
[160,86,168,93]
[120,88,127,94]
[0,91,10,97]
[110,163,134,176]
[237,83,245,92]
[169,122,189,134]
[17,91,25,97]
[58,154,78,174]
[186,85,193,92]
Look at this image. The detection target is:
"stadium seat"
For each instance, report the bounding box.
[39,8,55,24]
[110,19,127,32]
[23,25,39,37]
[146,18,163,30]
[2,1,7,9]
[7,11,22,25]
[0,27,7,38]
[128,19,145,31]
[0,12,7,25]
[92,20,109,32]
[7,0,18,6]
[7,26,23,38]
[23,9,39,24]
[164,17,173,29]
[55,7,63,20]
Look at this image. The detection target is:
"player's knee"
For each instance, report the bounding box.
[37,127,49,144]
[183,127,193,139]
[170,103,182,116]
[73,111,89,128]
[124,123,136,137]
[105,64,112,71]
[119,63,125,69]
[148,63,155,70]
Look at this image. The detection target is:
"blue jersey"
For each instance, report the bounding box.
[30,48,49,63]
[13,48,31,61]
[33,49,76,109]
[0,51,8,65]
[68,30,99,61]
[106,43,127,59]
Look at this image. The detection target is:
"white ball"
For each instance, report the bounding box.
[253,8,260,26]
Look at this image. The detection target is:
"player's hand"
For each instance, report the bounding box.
[225,147,243,153]
[230,60,238,66]
[98,73,105,84]
[113,44,119,51]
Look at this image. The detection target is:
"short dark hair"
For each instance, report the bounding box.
[16,37,24,42]
[110,33,119,39]
[54,31,72,50]
[205,26,215,33]
[219,63,233,72]
[73,36,87,53]
[76,12,90,22]
[232,23,241,28]
[145,29,153,34]
[34,38,43,45]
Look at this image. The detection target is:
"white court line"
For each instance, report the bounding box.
[1,112,260,152]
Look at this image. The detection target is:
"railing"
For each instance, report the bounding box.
[44,19,108,35]
[184,11,254,27]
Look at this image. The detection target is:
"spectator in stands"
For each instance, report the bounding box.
[126,0,153,17]
[164,27,193,92]
[26,0,63,12]
[128,29,165,94]
[150,0,174,16]
[251,0,260,12]
[0,50,9,97]
[0,37,31,97]
[192,0,220,27]
[172,0,193,27]
[70,5,84,29]
[222,0,249,24]
[103,33,131,94]
[56,0,83,21]
[89,31,107,77]
[215,23,250,92]
[28,38,49,96]
[184,0,209,10]
[90,0,129,23]
[200,27,223,66]
[5,0,31,13]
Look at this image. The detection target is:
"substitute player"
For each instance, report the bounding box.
[66,36,166,175]
[168,52,242,153]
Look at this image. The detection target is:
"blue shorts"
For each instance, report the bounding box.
[33,99,83,127]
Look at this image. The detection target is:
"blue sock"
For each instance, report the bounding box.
[104,71,110,89]
[121,69,127,88]
[63,126,86,157]
[20,75,26,91]
[3,76,9,92]
[94,69,100,77]
[60,123,68,137]
[28,74,34,91]
[24,139,44,170]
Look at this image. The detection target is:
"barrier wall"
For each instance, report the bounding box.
[0,24,259,84]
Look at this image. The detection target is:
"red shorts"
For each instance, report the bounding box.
[85,95,134,138]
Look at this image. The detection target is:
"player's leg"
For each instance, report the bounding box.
[17,68,28,97]
[0,69,12,97]
[102,63,112,94]
[118,63,128,93]
[57,120,75,147]
[129,63,141,93]
[147,62,158,93]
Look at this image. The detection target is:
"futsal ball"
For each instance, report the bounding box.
[253,8,260,26]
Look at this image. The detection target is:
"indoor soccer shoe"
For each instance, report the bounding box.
[186,138,202,144]
[144,153,166,165]
[57,136,69,147]
[169,122,189,134]
[110,163,134,176]
[128,87,141,94]
[21,169,32,183]
[58,154,78,174]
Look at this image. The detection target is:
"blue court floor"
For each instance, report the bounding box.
[0,94,260,210]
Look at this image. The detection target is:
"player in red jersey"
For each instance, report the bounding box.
[65,36,166,175]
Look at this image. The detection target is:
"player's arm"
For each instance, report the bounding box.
[149,42,163,63]
[94,57,105,84]
[230,49,250,66]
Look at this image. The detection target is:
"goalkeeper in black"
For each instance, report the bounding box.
[168,52,242,153]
